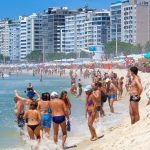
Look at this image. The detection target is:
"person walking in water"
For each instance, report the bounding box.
[24,101,41,144]
[60,91,71,115]
[49,91,69,149]
[129,66,143,124]
[37,92,51,139]
[84,85,97,141]
[14,96,25,127]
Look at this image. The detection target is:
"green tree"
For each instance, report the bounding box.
[104,41,140,57]
[0,54,3,61]
[144,41,150,52]
[26,50,42,62]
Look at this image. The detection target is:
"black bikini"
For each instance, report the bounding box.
[27,124,39,131]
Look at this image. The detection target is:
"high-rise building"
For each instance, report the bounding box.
[19,13,43,61]
[0,19,10,58]
[122,0,149,45]
[42,7,75,53]
[9,20,20,62]
[19,16,28,61]
[64,8,110,53]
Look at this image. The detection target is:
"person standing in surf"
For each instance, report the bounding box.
[37,92,52,139]
[129,66,143,124]
[14,96,25,132]
[49,91,69,149]
[85,85,97,141]
[24,101,41,144]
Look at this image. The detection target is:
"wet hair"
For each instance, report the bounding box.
[42,92,50,101]
[60,91,68,99]
[30,101,38,110]
[130,66,138,75]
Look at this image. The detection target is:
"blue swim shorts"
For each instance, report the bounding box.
[41,114,52,128]
[107,94,117,100]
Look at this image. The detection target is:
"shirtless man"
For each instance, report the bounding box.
[106,78,117,113]
[129,66,143,124]
[49,91,69,149]
[14,96,25,128]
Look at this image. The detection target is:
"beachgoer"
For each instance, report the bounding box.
[37,92,51,139]
[70,83,77,95]
[50,91,69,149]
[105,78,117,113]
[15,90,40,110]
[129,66,143,124]
[118,77,124,99]
[85,85,97,141]
[98,82,107,117]
[14,96,25,128]
[77,79,82,97]
[24,101,41,143]
[91,82,101,117]
[60,91,71,115]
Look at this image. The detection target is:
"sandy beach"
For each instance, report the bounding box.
[69,69,150,150]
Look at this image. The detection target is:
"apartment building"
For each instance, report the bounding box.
[9,20,20,61]
[110,0,130,41]
[64,8,110,53]
[0,19,10,57]
[42,7,75,53]
[19,13,43,61]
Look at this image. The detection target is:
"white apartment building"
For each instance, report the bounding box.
[64,9,110,53]
[19,16,28,61]
[122,4,137,44]
[19,14,42,61]
[0,19,9,57]
[9,20,20,61]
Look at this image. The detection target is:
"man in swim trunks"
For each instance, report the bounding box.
[129,66,143,124]
[49,91,69,149]
[106,78,117,113]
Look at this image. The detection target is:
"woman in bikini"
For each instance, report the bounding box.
[85,85,97,141]
[24,101,41,143]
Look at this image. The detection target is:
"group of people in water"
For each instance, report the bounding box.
[14,66,144,149]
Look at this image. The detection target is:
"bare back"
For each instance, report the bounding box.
[50,98,67,116]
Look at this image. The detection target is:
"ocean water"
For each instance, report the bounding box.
[0,74,129,150]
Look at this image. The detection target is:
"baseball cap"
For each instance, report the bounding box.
[50,91,58,98]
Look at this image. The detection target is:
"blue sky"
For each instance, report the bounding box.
[0,0,115,19]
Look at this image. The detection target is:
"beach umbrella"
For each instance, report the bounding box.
[144,52,150,58]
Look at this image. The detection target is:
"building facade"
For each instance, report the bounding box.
[110,0,130,41]
[64,9,110,53]
[9,20,20,62]
[42,7,75,53]
[0,19,10,58]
